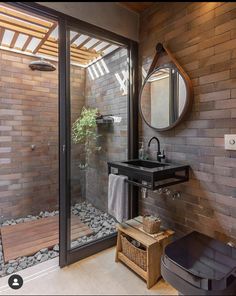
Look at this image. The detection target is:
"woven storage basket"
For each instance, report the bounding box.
[120,234,147,271]
[143,215,161,234]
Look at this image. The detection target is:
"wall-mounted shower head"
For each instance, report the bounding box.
[29,58,56,71]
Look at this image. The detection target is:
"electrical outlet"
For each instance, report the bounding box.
[224,135,236,150]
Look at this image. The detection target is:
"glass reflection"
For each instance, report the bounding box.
[140,67,187,129]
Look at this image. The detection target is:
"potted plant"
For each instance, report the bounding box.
[72,106,101,170]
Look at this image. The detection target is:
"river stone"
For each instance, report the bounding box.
[19,261,27,269]
[6,266,15,274]
[19,257,27,263]
[36,254,42,261]
[49,251,58,259]
[53,244,59,252]
[34,252,41,258]
[27,256,34,262]
[41,254,48,262]
[40,248,48,254]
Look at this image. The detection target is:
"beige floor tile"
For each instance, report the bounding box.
[0,247,177,295]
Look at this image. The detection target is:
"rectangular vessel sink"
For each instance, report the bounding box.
[123,160,169,168]
[107,159,189,190]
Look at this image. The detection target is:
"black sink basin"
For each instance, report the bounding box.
[107,159,189,190]
[123,159,169,168]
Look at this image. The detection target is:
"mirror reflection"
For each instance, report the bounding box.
[140,67,187,130]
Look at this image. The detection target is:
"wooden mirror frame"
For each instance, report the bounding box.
[139,43,193,132]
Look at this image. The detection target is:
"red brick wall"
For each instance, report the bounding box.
[0,50,85,219]
[139,2,236,244]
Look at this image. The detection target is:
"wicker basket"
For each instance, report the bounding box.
[143,215,161,234]
[120,234,147,271]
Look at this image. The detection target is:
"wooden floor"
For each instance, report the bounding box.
[0,215,93,263]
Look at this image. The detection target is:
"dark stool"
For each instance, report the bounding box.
[161,231,236,295]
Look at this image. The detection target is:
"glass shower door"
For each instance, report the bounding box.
[69,27,129,250]
[59,22,133,266]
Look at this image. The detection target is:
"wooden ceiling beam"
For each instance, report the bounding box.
[70,33,80,45]
[47,36,101,56]
[88,40,103,50]
[22,36,32,51]
[0,5,52,28]
[76,37,91,49]
[44,40,100,58]
[41,44,58,53]
[33,22,57,54]
[38,48,58,57]
[70,57,88,64]
[99,43,112,53]
[0,21,44,38]
[0,13,49,34]
[38,48,88,64]
[0,27,4,45]
[9,31,19,48]
[41,44,91,61]
[70,51,95,61]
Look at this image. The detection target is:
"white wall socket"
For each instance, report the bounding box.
[224,134,236,150]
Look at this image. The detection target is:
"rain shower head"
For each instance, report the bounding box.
[29,58,56,71]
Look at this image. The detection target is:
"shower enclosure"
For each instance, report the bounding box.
[0,2,138,269]
[69,29,130,250]
[59,19,138,266]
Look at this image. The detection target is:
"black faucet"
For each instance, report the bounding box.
[148,137,165,162]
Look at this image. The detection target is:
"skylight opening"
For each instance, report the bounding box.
[73,35,89,46]
[0,4,52,27]
[103,44,119,55]
[0,13,48,32]
[70,31,78,40]
[0,4,121,68]
[83,38,99,49]
[50,27,58,40]
[2,29,14,46]
[14,34,28,49]
[26,37,41,52]
[94,41,109,52]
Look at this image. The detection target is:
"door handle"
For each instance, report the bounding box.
[62,144,66,153]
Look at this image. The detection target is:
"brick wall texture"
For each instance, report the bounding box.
[0,50,85,219]
[85,48,128,211]
[139,2,236,244]
[0,47,127,219]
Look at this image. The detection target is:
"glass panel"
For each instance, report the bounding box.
[69,29,128,249]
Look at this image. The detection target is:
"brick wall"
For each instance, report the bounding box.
[85,48,128,211]
[139,2,236,244]
[70,66,86,205]
[0,50,85,219]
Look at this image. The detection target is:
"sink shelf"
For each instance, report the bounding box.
[108,159,189,190]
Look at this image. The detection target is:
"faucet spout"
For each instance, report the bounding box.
[147,136,165,162]
[148,137,161,154]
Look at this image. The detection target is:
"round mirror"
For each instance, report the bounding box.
[140,66,191,131]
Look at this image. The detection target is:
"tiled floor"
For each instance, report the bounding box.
[0,247,177,295]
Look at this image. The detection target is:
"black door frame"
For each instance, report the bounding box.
[7,2,139,267]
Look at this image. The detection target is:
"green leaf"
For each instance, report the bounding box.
[72,107,101,168]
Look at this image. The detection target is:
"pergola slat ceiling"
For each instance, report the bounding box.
[0,4,119,67]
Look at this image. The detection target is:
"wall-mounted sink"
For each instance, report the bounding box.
[123,159,169,169]
[108,159,189,190]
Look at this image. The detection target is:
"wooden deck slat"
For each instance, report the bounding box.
[0,214,93,262]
